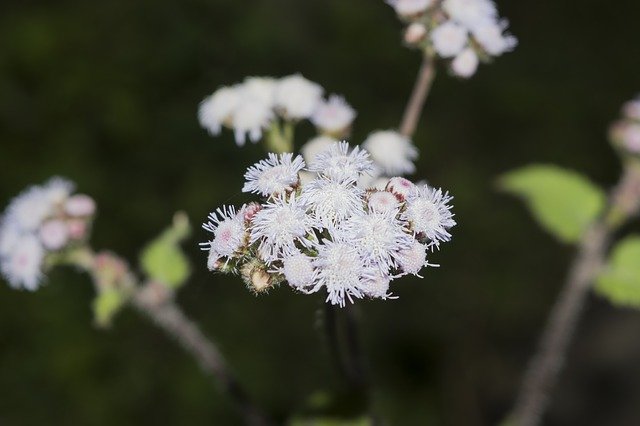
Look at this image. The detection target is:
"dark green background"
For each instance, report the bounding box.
[2,0,640,424]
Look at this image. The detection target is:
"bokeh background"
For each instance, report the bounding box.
[2,0,640,424]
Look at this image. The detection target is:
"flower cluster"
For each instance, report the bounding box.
[610,96,640,155]
[198,75,356,146]
[0,178,96,290]
[388,0,517,78]
[201,142,455,307]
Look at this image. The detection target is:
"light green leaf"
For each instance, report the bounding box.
[498,164,606,243]
[92,288,126,328]
[140,212,192,289]
[596,236,640,308]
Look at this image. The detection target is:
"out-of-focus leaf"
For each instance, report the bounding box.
[92,288,126,328]
[498,164,605,243]
[596,236,640,308]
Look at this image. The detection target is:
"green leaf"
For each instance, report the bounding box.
[498,164,606,243]
[596,236,640,308]
[92,288,126,328]
[140,212,192,289]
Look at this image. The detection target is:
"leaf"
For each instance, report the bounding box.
[140,212,192,289]
[92,288,126,328]
[498,164,606,243]
[596,236,640,308]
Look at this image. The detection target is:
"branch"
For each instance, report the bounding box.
[399,55,437,138]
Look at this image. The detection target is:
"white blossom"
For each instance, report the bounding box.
[362,274,395,299]
[300,135,338,165]
[5,186,54,231]
[363,130,418,175]
[300,177,364,228]
[274,74,324,120]
[282,252,316,291]
[367,190,400,213]
[451,47,479,78]
[243,153,305,197]
[388,0,433,16]
[309,141,374,182]
[1,235,44,291]
[65,194,96,217]
[386,177,415,200]
[431,21,468,58]
[397,239,429,276]
[404,22,427,44]
[242,77,276,107]
[472,20,517,56]
[198,86,241,135]
[39,220,69,251]
[311,95,356,134]
[403,185,456,245]
[202,206,246,267]
[442,0,497,29]
[231,98,274,146]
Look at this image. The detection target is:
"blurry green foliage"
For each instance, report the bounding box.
[596,236,640,307]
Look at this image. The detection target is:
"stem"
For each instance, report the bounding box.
[399,55,437,138]
[508,164,640,426]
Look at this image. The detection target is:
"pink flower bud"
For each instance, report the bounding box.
[39,220,69,250]
[65,194,96,217]
[67,219,88,240]
[404,23,427,44]
[386,177,415,201]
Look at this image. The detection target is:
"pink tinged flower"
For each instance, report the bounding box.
[368,190,400,213]
[431,21,468,58]
[386,177,416,201]
[1,235,44,291]
[363,131,418,175]
[198,86,241,135]
[0,222,21,257]
[238,202,262,223]
[308,141,374,182]
[388,0,433,17]
[623,124,640,153]
[6,186,53,231]
[202,206,247,267]
[65,194,96,217]
[300,177,364,228]
[282,252,316,291]
[274,74,324,120]
[402,185,456,245]
[39,220,69,250]
[67,219,88,240]
[404,23,427,44]
[243,153,305,197]
[451,48,479,78]
[397,240,429,277]
[310,95,356,134]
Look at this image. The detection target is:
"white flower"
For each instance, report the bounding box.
[6,186,53,231]
[202,206,246,267]
[65,194,96,217]
[43,177,74,205]
[431,21,468,58]
[442,0,497,29]
[388,0,433,16]
[250,195,315,263]
[241,77,276,107]
[0,221,21,256]
[274,74,324,120]
[309,141,374,182]
[344,209,412,273]
[39,220,69,251]
[362,274,396,300]
[386,177,415,200]
[198,86,241,135]
[363,130,418,175]
[300,135,338,165]
[472,20,517,56]
[358,175,389,191]
[311,95,356,134]
[1,235,44,291]
[402,185,456,244]
[231,98,274,146]
[300,177,364,227]
[397,240,429,276]
[311,235,374,307]
[368,190,400,213]
[243,153,305,197]
[451,47,479,78]
[404,22,427,44]
[282,252,316,291]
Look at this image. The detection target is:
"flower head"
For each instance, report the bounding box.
[308,141,373,182]
[231,98,274,146]
[282,252,316,292]
[311,95,356,135]
[388,0,433,17]
[300,177,364,228]
[402,185,456,245]
[300,135,338,165]
[451,47,479,78]
[363,130,418,176]
[275,74,324,120]
[367,190,400,213]
[243,153,305,197]
[397,239,429,276]
[202,205,247,268]
[198,86,241,135]
[431,21,468,58]
[1,235,44,291]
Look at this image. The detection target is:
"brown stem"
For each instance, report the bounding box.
[399,55,436,138]
[508,164,640,426]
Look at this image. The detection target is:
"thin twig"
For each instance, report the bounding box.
[399,55,436,138]
[509,164,640,426]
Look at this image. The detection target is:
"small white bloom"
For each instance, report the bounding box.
[442,0,497,29]
[1,235,44,291]
[309,141,374,182]
[404,22,427,44]
[43,177,74,205]
[403,185,456,244]
[202,206,246,267]
[241,77,276,107]
[388,0,433,16]
[65,194,96,217]
[472,20,517,56]
[362,274,395,300]
[6,186,53,231]
[250,195,315,263]
[397,239,429,276]
[231,98,274,146]
[300,177,364,227]
[368,190,400,213]
[0,221,21,256]
[345,209,413,273]
[431,21,468,58]
[243,153,305,197]
[198,86,241,135]
[386,177,416,200]
[39,220,69,251]
[311,95,356,134]
[274,74,324,120]
[363,130,418,175]
[282,252,316,291]
[300,135,338,165]
[451,47,479,78]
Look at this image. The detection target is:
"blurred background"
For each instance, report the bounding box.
[2,0,640,424]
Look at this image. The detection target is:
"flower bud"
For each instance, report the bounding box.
[386,177,415,201]
[39,220,69,250]
[65,194,96,217]
[404,22,427,44]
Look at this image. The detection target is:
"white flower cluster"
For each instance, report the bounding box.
[387,0,517,78]
[0,178,96,290]
[198,75,356,146]
[610,96,640,154]
[201,142,455,307]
